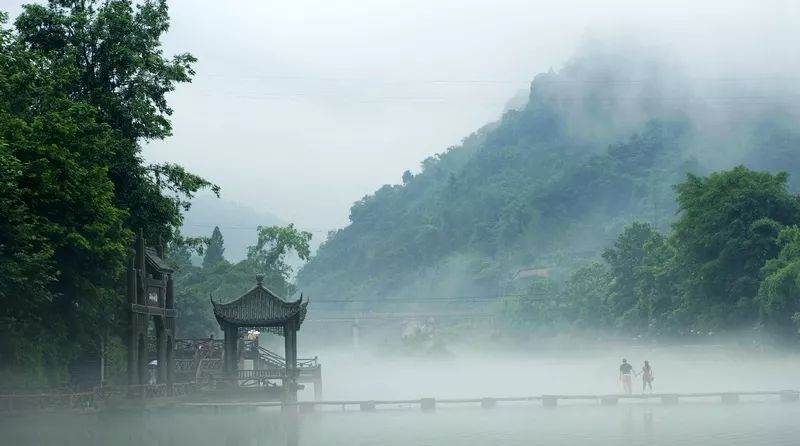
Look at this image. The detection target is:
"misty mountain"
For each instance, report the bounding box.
[297,45,800,303]
[182,195,285,262]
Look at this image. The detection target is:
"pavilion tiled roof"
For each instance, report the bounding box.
[211,275,307,328]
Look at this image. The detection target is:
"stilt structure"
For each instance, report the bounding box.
[126,230,176,392]
[211,274,309,404]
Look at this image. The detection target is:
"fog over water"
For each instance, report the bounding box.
[313,346,800,400]
[5,345,800,446]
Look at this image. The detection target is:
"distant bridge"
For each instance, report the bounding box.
[181,389,800,412]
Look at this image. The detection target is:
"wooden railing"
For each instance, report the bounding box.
[0,391,95,413]
[0,382,203,413]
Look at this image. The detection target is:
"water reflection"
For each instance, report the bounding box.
[2,403,800,446]
[643,409,655,445]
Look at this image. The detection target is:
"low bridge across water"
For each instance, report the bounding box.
[181,389,800,413]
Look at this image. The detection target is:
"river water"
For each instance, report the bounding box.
[4,345,800,445]
[4,402,800,446]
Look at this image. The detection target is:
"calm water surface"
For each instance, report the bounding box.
[5,346,800,446]
[3,403,800,446]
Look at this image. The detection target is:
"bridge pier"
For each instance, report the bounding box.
[600,396,618,406]
[313,365,323,401]
[721,393,739,404]
[661,394,679,405]
[781,390,799,402]
[481,398,497,409]
[420,398,436,412]
[542,396,558,407]
[360,401,376,411]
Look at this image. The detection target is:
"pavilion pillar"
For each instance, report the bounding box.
[127,323,138,386]
[284,318,298,405]
[136,230,146,305]
[137,334,147,387]
[156,320,168,384]
[127,253,139,387]
[223,324,239,383]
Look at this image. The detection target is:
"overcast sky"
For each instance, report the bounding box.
[5,0,800,234]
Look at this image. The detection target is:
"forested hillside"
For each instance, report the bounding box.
[297,48,800,330]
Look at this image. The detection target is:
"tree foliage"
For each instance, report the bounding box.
[671,167,800,328]
[0,1,216,386]
[203,226,225,268]
[500,168,800,341]
[298,51,800,343]
[171,226,312,338]
[757,226,800,336]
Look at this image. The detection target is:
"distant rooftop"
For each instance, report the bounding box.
[512,266,551,281]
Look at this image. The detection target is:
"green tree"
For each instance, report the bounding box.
[602,222,662,328]
[0,2,217,385]
[171,225,313,338]
[248,224,312,291]
[757,226,800,337]
[203,226,226,268]
[562,263,611,329]
[14,0,218,244]
[671,167,800,330]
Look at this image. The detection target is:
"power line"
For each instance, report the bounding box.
[201,73,800,85]
[308,293,564,304]
[180,223,333,233]
[190,90,800,108]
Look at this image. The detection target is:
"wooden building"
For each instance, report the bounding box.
[211,274,308,403]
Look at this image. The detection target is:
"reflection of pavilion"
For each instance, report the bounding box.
[211,274,318,403]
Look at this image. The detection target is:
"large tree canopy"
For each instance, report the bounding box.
[671,167,800,328]
[0,1,216,386]
[13,0,218,243]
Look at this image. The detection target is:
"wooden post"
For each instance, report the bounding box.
[165,275,175,310]
[137,334,147,389]
[661,394,679,405]
[136,230,146,305]
[721,393,739,404]
[127,254,138,388]
[313,364,323,401]
[360,401,376,411]
[601,396,618,406]
[223,324,239,385]
[127,321,138,387]
[284,318,298,405]
[99,336,105,386]
[156,321,167,384]
[781,390,800,402]
[166,335,174,387]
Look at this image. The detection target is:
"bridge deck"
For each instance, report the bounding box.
[180,390,800,411]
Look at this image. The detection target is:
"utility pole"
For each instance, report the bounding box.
[99,336,105,386]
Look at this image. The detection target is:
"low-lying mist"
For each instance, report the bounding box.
[293,324,800,401]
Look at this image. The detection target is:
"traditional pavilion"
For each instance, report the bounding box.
[211,274,308,402]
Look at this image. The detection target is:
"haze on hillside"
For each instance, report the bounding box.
[5,1,800,445]
[15,0,786,231]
